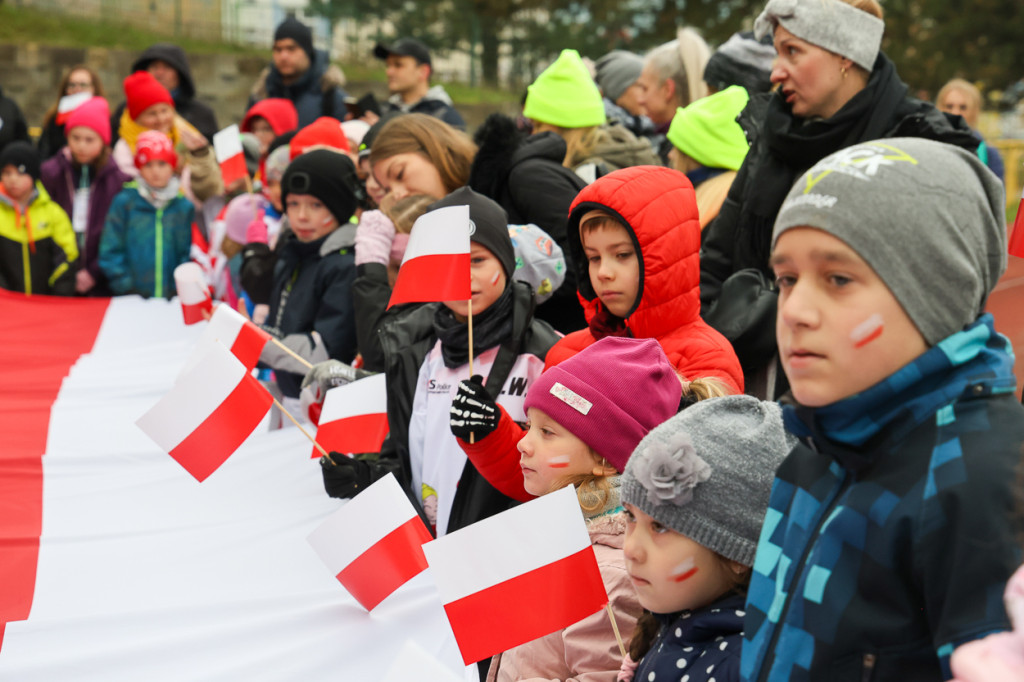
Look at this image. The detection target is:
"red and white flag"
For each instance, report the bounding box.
[1010,184,1024,259]
[54,92,92,125]
[182,303,270,375]
[388,205,471,308]
[307,474,432,611]
[136,342,272,482]
[213,124,248,188]
[173,262,212,325]
[312,373,388,458]
[423,485,608,664]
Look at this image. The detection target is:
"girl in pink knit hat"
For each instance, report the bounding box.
[476,336,683,682]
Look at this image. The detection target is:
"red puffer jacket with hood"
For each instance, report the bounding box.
[458,166,743,502]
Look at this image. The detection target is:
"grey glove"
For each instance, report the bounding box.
[300,360,377,423]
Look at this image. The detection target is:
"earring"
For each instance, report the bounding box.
[841,65,848,78]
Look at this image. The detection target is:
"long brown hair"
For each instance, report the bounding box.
[42,65,106,127]
[368,114,477,195]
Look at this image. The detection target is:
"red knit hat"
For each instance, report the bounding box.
[289,116,350,160]
[123,71,174,120]
[524,337,682,473]
[135,130,178,169]
[65,97,112,145]
[241,98,299,136]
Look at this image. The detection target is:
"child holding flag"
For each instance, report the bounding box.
[617,395,793,682]
[319,187,559,538]
[483,335,683,681]
[98,130,194,298]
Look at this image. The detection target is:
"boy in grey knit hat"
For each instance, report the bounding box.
[618,394,794,682]
[742,137,1024,682]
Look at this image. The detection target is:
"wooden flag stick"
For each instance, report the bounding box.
[606,604,627,659]
[467,296,475,445]
[272,396,333,463]
[270,336,313,370]
[244,173,260,223]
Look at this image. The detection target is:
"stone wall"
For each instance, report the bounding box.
[2,43,512,135]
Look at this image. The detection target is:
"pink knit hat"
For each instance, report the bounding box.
[65,97,112,145]
[524,336,682,472]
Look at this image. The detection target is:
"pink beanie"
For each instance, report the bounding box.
[524,336,682,472]
[65,97,112,145]
[224,193,262,244]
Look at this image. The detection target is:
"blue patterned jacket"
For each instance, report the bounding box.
[741,315,1024,682]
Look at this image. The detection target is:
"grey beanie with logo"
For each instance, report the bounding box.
[773,137,1007,346]
[621,395,795,567]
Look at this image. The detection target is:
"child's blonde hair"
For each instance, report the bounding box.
[381,193,436,235]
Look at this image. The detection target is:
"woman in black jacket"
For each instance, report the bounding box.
[699,0,978,396]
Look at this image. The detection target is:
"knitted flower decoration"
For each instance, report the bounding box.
[633,431,712,506]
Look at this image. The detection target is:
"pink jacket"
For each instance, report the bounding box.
[951,563,1024,682]
[486,512,640,682]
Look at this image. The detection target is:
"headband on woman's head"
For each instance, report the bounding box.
[754,0,884,71]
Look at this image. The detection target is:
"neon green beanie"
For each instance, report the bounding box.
[524,49,607,129]
[667,85,750,171]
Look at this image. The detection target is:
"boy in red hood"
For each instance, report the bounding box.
[449,165,743,501]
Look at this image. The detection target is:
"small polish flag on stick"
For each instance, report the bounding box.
[307,474,432,611]
[312,373,388,458]
[423,485,608,664]
[181,303,271,376]
[388,205,471,308]
[213,124,248,188]
[54,92,92,125]
[136,342,273,482]
[1009,184,1024,259]
[173,262,212,325]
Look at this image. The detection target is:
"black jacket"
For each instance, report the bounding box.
[373,281,559,536]
[0,86,31,154]
[698,53,978,373]
[470,113,587,333]
[381,86,466,130]
[264,225,358,397]
[110,44,220,143]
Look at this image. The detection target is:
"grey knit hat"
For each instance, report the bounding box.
[621,395,795,567]
[703,31,776,94]
[594,50,644,102]
[773,137,1007,346]
[754,0,884,72]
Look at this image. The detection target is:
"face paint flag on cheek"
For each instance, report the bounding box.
[850,313,884,348]
[547,455,571,469]
[671,556,698,583]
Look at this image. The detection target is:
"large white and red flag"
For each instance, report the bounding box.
[423,485,608,664]
[136,341,272,482]
[212,124,248,188]
[307,474,431,611]
[181,302,270,375]
[1010,184,1024,259]
[388,205,471,308]
[54,92,92,125]
[312,373,388,458]
[173,262,212,324]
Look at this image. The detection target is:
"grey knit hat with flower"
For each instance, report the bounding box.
[621,395,795,566]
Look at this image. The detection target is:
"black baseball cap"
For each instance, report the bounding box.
[373,38,431,67]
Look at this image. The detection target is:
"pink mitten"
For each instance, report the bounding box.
[245,212,268,244]
[355,210,396,266]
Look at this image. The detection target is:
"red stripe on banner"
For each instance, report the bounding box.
[336,516,432,611]
[230,321,271,371]
[388,253,471,308]
[169,373,272,482]
[181,297,212,325]
[220,154,248,188]
[1010,198,1024,259]
[443,547,608,664]
[0,291,111,651]
[312,412,389,459]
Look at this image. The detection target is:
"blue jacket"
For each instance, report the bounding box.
[741,315,1024,682]
[249,50,348,127]
[634,593,746,682]
[98,182,194,298]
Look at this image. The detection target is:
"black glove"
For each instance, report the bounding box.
[450,375,500,441]
[320,453,374,498]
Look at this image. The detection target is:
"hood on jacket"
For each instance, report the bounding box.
[468,114,571,201]
[567,165,701,340]
[571,123,660,173]
[387,84,455,110]
[260,50,346,97]
[132,44,196,100]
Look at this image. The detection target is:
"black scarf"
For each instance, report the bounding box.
[433,284,515,369]
[744,53,909,268]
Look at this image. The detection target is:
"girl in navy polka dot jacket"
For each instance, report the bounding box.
[616,395,794,682]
